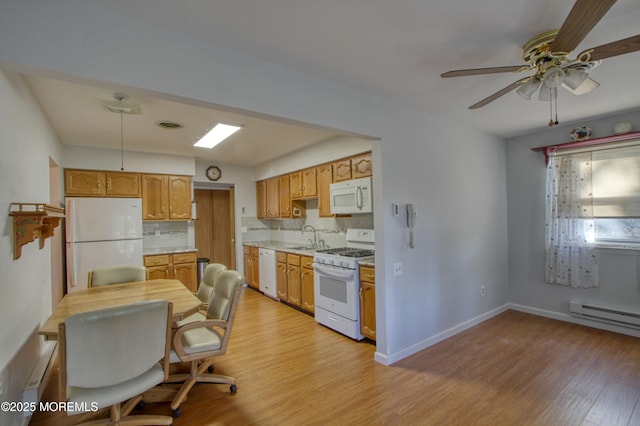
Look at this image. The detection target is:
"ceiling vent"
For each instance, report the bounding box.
[156,120,184,130]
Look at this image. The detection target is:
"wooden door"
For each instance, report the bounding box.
[194,188,236,269]
[287,264,301,307]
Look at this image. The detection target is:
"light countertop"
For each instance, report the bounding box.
[143,246,197,256]
[243,240,316,256]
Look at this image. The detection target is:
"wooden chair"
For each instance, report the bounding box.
[166,270,244,417]
[88,265,148,287]
[57,300,173,425]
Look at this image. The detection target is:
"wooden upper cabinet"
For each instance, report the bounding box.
[142,174,168,220]
[256,180,267,219]
[351,152,372,178]
[168,175,192,220]
[266,177,280,218]
[333,159,352,182]
[316,163,333,217]
[105,172,140,197]
[301,168,317,198]
[65,169,106,196]
[142,174,191,221]
[279,175,291,218]
[289,171,302,199]
[65,169,141,197]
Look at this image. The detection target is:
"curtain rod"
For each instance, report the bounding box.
[532,130,640,165]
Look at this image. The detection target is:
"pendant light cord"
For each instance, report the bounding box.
[120,110,124,171]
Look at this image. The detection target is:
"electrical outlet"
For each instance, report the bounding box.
[481,285,486,296]
[393,262,403,276]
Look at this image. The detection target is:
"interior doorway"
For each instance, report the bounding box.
[49,157,64,308]
[194,186,236,270]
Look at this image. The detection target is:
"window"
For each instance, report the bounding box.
[591,145,640,247]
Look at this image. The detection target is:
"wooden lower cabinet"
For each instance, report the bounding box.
[300,255,315,313]
[276,252,288,300]
[243,245,260,289]
[286,254,301,307]
[359,265,376,341]
[144,251,197,292]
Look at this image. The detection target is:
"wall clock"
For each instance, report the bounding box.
[206,165,221,181]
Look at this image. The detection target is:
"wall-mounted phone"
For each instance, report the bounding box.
[406,203,417,248]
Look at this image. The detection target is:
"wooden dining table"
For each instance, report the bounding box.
[39,279,203,340]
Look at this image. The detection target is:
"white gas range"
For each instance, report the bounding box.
[313,229,374,340]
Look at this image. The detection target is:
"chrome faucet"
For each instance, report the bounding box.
[302,224,319,248]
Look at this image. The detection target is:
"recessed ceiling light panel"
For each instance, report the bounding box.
[194,123,241,149]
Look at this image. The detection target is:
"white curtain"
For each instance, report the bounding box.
[545,152,599,288]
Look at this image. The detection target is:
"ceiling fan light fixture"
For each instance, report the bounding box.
[563,68,589,90]
[563,76,600,95]
[516,78,542,100]
[542,66,566,88]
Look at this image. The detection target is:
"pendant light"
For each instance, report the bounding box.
[102,93,142,171]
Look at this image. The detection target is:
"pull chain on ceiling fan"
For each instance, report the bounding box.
[440,0,640,126]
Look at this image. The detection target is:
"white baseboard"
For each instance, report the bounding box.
[508,303,640,338]
[375,303,510,365]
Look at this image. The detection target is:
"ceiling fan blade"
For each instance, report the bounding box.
[469,77,531,109]
[550,0,617,54]
[582,34,640,61]
[441,65,528,78]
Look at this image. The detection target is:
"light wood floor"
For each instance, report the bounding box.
[31,287,640,425]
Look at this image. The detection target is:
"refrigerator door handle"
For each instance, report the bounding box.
[66,242,76,288]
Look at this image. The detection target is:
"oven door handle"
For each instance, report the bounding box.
[313,265,355,280]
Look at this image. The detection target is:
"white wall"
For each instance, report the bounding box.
[507,108,640,335]
[0,0,509,373]
[63,145,195,175]
[0,70,63,426]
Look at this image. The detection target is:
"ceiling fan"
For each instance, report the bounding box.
[441,0,640,125]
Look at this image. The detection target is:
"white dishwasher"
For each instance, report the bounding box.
[258,248,277,298]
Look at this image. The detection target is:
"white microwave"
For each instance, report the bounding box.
[329,177,372,214]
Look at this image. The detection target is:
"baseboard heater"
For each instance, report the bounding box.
[569,301,640,330]
[22,341,57,418]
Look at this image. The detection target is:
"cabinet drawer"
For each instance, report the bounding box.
[301,255,314,269]
[287,254,300,266]
[172,251,196,264]
[360,266,375,284]
[243,245,252,255]
[144,254,170,267]
[250,246,259,256]
[276,251,287,263]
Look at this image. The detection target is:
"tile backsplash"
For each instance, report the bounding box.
[143,221,192,250]
[241,199,373,247]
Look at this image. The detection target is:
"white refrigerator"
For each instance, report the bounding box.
[65,197,143,293]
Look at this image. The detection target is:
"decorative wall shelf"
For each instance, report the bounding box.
[532,130,640,164]
[9,203,65,260]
